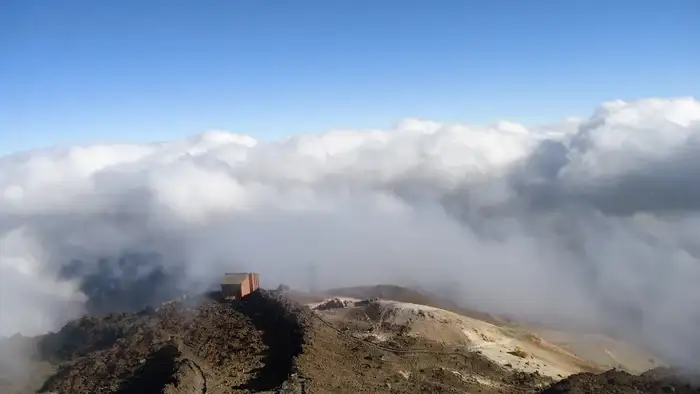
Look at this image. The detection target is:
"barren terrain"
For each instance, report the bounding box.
[0,286,697,394]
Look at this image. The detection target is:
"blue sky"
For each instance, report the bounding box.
[2,0,698,155]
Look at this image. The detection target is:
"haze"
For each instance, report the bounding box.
[1,0,699,371]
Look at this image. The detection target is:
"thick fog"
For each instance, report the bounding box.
[1,97,699,367]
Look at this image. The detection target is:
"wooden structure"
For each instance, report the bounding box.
[221,272,260,299]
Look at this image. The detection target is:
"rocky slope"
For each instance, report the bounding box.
[0,290,547,393]
[540,368,700,394]
[0,289,697,394]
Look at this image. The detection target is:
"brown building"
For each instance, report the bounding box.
[220,272,260,299]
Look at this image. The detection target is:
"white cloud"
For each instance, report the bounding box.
[1,97,700,368]
[562,96,700,182]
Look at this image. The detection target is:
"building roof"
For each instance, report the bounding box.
[221,273,249,285]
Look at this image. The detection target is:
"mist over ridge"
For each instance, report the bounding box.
[1,97,699,368]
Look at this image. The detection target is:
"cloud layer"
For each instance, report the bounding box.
[1,97,700,367]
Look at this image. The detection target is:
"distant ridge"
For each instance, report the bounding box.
[324,284,503,325]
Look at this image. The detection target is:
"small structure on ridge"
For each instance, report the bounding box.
[221,272,260,299]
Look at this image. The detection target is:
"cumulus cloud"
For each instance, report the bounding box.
[1,97,700,368]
